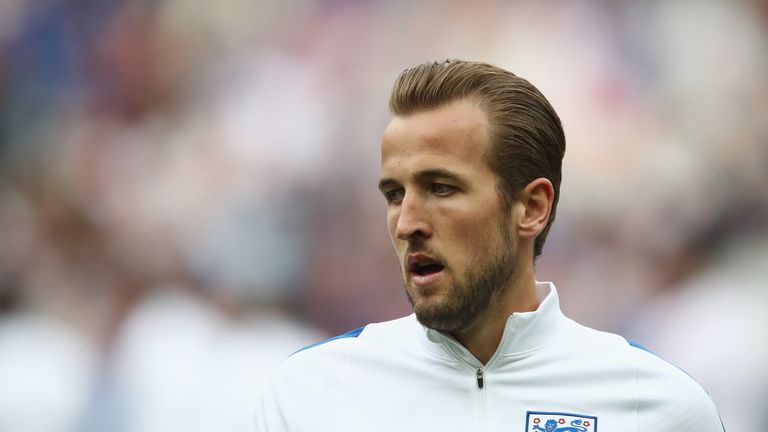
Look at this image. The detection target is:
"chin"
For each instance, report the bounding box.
[412,305,467,333]
[406,281,446,304]
[409,290,452,317]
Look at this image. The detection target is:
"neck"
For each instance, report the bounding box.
[450,265,539,365]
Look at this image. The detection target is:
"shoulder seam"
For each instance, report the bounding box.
[293,325,366,355]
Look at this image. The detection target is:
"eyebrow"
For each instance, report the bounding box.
[378,168,463,192]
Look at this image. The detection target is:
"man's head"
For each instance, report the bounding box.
[389,59,565,258]
[379,60,565,333]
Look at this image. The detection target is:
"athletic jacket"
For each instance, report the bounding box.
[255,282,724,431]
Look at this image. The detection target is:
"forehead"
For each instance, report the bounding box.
[380,99,491,171]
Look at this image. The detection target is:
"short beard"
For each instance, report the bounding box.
[405,215,516,333]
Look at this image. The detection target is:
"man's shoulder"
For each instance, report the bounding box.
[567,320,717,397]
[565,320,724,430]
[627,342,724,429]
[283,314,421,364]
[557,321,723,430]
[256,317,422,432]
[626,340,713,398]
[629,342,724,406]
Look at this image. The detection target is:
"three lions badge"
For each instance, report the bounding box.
[525,411,597,432]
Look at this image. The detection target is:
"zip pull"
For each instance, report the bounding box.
[476,368,484,389]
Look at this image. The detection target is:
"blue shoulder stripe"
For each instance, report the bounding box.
[628,340,652,353]
[294,326,366,354]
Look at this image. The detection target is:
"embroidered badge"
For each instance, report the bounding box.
[525,411,597,432]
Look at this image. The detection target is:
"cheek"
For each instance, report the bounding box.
[440,205,503,248]
[456,218,493,244]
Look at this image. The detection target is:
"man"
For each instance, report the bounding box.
[255,60,724,431]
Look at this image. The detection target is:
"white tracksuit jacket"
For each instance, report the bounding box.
[255,282,724,431]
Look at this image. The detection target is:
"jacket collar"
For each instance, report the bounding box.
[422,281,568,367]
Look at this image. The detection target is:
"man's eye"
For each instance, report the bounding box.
[431,183,455,196]
[384,189,404,203]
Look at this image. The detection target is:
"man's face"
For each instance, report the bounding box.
[379,99,518,333]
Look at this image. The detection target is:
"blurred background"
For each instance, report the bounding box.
[0,0,766,430]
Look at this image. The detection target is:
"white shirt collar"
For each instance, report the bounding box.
[422,281,568,367]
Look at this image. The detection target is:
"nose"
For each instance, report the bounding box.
[394,192,432,241]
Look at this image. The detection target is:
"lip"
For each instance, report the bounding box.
[406,253,445,287]
[410,270,444,287]
[406,253,439,269]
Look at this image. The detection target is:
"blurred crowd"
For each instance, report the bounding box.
[0,0,766,431]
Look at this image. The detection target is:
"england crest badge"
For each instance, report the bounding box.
[525,411,597,432]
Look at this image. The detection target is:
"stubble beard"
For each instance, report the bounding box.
[404,217,517,333]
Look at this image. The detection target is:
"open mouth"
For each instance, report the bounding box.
[407,254,445,277]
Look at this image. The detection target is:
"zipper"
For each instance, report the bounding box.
[476,368,484,389]
[426,330,490,428]
[476,367,487,432]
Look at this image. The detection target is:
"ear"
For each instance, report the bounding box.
[516,178,554,240]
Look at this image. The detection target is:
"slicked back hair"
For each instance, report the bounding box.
[389,59,565,258]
